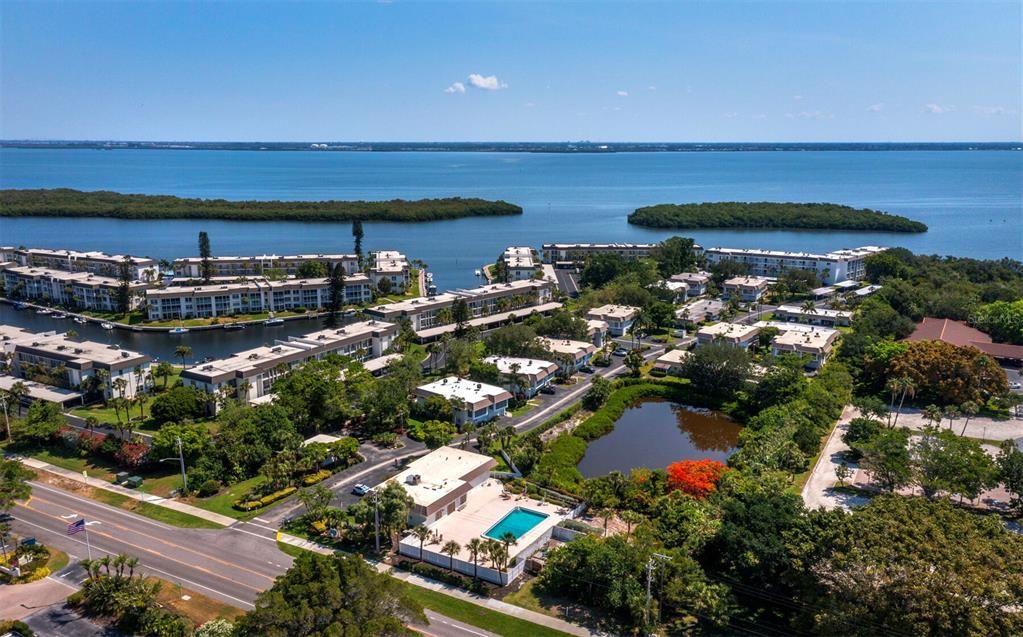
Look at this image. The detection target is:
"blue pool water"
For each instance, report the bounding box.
[484,508,549,541]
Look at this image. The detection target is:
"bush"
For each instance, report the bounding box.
[114,441,150,468]
[234,486,297,511]
[557,519,600,534]
[198,479,220,497]
[0,620,35,637]
[395,559,489,596]
[302,469,331,486]
[150,385,206,425]
[372,432,399,448]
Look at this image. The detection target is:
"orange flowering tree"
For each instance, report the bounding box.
[666,459,729,499]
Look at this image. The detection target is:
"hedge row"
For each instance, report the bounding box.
[234,486,297,511]
[530,382,692,493]
[395,559,489,596]
[302,469,332,486]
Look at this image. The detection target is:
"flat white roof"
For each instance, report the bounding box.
[0,374,82,403]
[706,246,886,261]
[482,355,558,378]
[173,253,354,264]
[755,321,839,336]
[18,247,156,266]
[3,266,140,287]
[586,304,640,321]
[414,302,563,339]
[416,376,512,410]
[303,434,343,446]
[538,336,597,358]
[654,349,691,366]
[773,329,840,352]
[14,333,150,367]
[543,242,657,250]
[775,305,853,319]
[385,446,496,509]
[698,322,761,340]
[724,276,771,287]
[670,271,711,283]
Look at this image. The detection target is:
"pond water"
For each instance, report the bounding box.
[577,399,740,478]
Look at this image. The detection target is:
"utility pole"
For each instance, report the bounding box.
[644,552,671,629]
[373,491,381,553]
[176,437,188,494]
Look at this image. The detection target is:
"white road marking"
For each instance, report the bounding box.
[252,517,270,523]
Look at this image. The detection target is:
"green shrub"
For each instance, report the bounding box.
[234,486,297,511]
[302,469,331,486]
[198,479,220,497]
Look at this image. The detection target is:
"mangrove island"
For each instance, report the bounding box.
[628,201,928,232]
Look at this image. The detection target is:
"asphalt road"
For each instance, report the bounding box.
[10,482,500,637]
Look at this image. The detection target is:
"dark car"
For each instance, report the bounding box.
[579,364,595,374]
[540,385,556,395]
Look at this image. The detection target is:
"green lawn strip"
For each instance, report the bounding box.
[45,548,70,573]
[274,542,570,637]
[189,475,270,521]
[88,489,222,528]
[400,583,572,637]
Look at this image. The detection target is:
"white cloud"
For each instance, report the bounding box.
[973,105,1015,116]
[867,103,884,113]
[647,85,657,91]
[792,95,804,101]
[468,73,508,90]
[723,111,738,119]
[786,110,831,120]
[617,90,629,97]
[923,103,953,114]
[751,113,767,120]
[443,82,465,94]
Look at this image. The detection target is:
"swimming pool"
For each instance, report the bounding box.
[484,507,549,541]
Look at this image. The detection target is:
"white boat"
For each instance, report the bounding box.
[52,312,67,319]
[264,318,284,326]
[73,317,87,325]
[35,308,52,315]
[100,322,114,330]
[168,326,190,335]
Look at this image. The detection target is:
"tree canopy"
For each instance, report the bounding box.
[629,201,927,232]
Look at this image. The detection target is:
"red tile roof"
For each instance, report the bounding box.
[906,318,1023,361]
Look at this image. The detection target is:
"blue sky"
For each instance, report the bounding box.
[1,1,1020,142]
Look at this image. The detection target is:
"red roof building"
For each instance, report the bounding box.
[906,318,1023,363]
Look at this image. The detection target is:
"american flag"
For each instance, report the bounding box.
[67,519,85,535]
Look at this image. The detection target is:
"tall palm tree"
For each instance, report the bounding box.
[959,401,979,436]
[441,540,461,572]
[621,510,644,540]
[922,404,942,428]
[499,531,517,563]
[175,345,193,370]
[411,525,432,561]
[466,538,485,580]
[891,377,916,428]
[800,300,817,315]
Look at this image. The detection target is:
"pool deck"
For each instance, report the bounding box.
[401,480,569,563]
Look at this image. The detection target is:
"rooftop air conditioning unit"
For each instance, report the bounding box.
[405,474,421,485]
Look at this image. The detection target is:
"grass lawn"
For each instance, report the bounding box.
[26,446,184,498]
[90,489,222,529]
[189,475,270,521]
[70,368,186,428]
[400,582,572,637]
[149,576,245,626]
[508,400,538,417]
[45,548,70,573]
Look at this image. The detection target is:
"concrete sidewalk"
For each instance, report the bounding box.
[276,532,601,637]
[16,456,237,527]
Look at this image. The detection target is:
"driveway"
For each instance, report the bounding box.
[889,406,1022,441]
[0,575,78,620]
[801,406,870,511]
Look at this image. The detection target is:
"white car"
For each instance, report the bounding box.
[1010,381,1022,390]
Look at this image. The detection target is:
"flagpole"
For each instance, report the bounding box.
[84,519,93,560]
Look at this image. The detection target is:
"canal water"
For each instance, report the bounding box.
[0,303,334,362]
[577,398,740,477]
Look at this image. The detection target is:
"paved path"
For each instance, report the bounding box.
[800,406,870,511]
[15,455,236,526]
[0,574,77,620]
[277,532,600,637]
[886,407,1022,441]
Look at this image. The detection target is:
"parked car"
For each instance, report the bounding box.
[593,356,611,367]
[540,385,556,395]
[1010,381,1022,390]
[579,364,595,374]
[612,347,628,357]
[351,483,372,496]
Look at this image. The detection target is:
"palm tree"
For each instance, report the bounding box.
[892,377,916,428]
[621,510,644,540]
[922,404,942,428]
[486,539,507,576]
[800,300,817,315]
[411,525,432,561]
[959,401,979,436]
[95,369,110,404]
[499,531,517,563]
[466,537,485,580]
[175,345,193,370]
[441,540,461,572]
[943,404,960,430]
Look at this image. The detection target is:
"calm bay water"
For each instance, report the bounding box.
[1,148,1020,293]
[577,399,740,477]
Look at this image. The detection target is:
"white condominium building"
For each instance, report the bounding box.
[722,276,771,303]
[482,355,558,397]
[4,328,151,398]
[1,247,159,281]
[702,246,886,285]
[369,251,411,290]
[771,327,840,368]
[696,322,761,350]
[585,304,640,336]
[181,320,397,407]
[500,247,539,281]
[171,253,359,279]
[145,274,373,320]
[2,266,147,312]
[414,377,513,426]
[542,242,660,267]
[538,337,597,372]
[365,279,555,333]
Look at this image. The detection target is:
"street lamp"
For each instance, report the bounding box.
[159,436,188,494]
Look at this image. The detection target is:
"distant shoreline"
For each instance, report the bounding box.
[629,202,928,233]
[0,189,523,223]
[1,141,1019,153]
